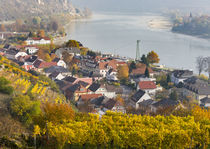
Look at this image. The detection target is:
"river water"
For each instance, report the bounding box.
[65,12,210,72]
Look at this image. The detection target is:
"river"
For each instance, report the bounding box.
[65,12,210,72]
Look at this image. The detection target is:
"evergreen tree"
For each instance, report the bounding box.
[167,74,171,83]
[129,61,136,73]
[170,91,178,101]
[141,54,149,66]
[144,67,150,78]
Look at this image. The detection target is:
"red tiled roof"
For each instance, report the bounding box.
[31,37,51,41]
[99,61,108,70]
[80,94,103,101]
[75,78,93,85]
[33,60,57,68]
[139,81,157,90]
[132,67,154,75]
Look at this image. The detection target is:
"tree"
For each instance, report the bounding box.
[166,74,171,83]
[144,67,150,78]
[28,31,36,37]
[0,77,14,95]
[87,50,96,58]
[129,61,136,72]
[62,51,73,65]
[0,24,6,32]
[169,91,178,101]
[141,54,149,66]
[37,30,45,38]
[35,102,75,128]
[147,51,160,64]
[196,56,206,75]
[10,95,41,125]
[80,48,88,56]
[117,65,129,81]
[205,57,210,81]
[32,17,41,26]
[52,21,59,32]
[66,40,80,48]
[115,95,124,105]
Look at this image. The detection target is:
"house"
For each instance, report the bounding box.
[150,99,180,113]
[106,69,118,81]
[25,46,39,54]
[44,66,71,76]
[88,83,116,98]
[62,76,93,85]
[130,89,151,109]
[53,58,67,68]
[15,51,28,59]
[98,59,121,78]
[55,47,80,58]
[21,62,34,71]
[77,94,103,106]
[137,81,162,95]
[171,70,193,85]
[4,48,19,60]
[25,37,51,45]
[25,55,38,64]
[98,61,109,77]
[64,83,90,101]
[183,77,210,103]
[200,97,210,108]
[103,99,126,113]
[138,99,156,113]
[131,66,154,77]
[49,72,65,80]
[33,59,57,71]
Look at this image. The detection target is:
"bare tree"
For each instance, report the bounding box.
[196,56,205,75]
[205,57,210,81]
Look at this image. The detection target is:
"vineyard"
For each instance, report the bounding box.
[30,106,210,149]
[0,56,65,103]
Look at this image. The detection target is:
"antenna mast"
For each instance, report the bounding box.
[136,40,141,61]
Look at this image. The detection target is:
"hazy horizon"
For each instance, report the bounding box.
[71,0,210,14]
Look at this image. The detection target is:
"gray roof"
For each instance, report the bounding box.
[104,99,117,110]
[25,56,38,63]
[173,70,193,78]
[62,76,77,83]
[66,84,80,92]
[88,83,101,92]
[184,77,210,95]
[138,99,156,106]
[152,99,179,107]
[200,97,210,104]
[45,66,69,74]
[90,96,106,107]
[49,72,60,78]
[131,89,146,103]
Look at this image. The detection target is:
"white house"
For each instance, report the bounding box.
[26,37,51,45]
[131,89,151,109]
[200,97,210,108]
[53,58,67,68]
[137,81,162,95]
[106,69,118,81]
[25,46,39,54]
[49,72,65,81]
[88,83,116,98]
[15,52,28,59]
[171,70,193,85]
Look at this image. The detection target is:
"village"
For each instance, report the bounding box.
[1,33,210,116]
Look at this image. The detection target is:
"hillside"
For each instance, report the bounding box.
[0,0,87,21]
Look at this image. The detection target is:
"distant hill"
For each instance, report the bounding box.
[0,0,85,21]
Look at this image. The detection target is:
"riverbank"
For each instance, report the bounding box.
[148,18,172,30]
